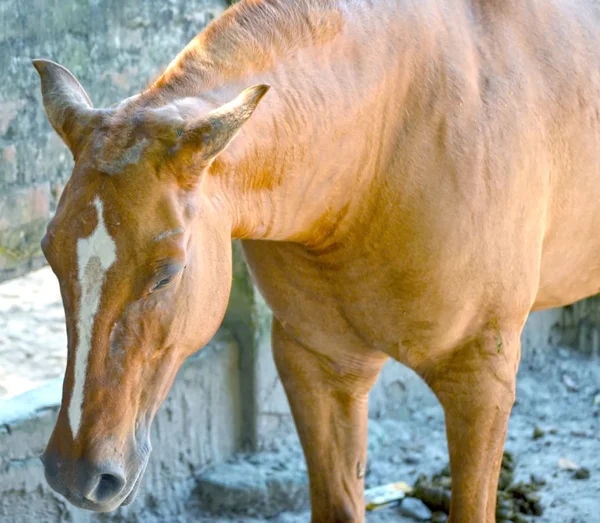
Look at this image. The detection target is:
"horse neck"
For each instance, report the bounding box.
[143,0,411,248]
[200,78,368,249]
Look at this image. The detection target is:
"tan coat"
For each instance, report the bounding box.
[34,1,600,521]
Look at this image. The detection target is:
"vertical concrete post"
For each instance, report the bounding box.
[222,241,291,450]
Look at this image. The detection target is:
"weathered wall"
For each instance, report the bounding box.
[0,0,227,281]
[558,297,600,357]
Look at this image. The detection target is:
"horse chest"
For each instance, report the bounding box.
[240,239,438,357]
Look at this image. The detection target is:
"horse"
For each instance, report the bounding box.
[33,0,600,521]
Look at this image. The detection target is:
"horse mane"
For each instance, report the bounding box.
[145,0,344,99]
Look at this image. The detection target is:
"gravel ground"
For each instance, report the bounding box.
[1,267,599,522]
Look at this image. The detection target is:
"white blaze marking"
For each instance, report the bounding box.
[68,197,117,438]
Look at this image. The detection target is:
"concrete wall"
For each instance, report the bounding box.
[558,298,600,357]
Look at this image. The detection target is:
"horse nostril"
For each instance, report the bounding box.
[84,470,126,504]
[99,473,124,497]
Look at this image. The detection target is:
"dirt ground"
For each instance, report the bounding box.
[1,268,599,522]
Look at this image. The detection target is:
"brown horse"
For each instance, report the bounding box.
[33,0,600,521]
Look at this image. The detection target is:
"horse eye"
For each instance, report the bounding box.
[151,276,173,292]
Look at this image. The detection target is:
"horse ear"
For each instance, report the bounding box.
[179,84,270,171]
[32,59,97,157]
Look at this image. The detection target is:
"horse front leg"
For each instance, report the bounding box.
[271,318,386,523]
[420,327,522,523]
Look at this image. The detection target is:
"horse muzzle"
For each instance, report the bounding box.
[41,446,149,512]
